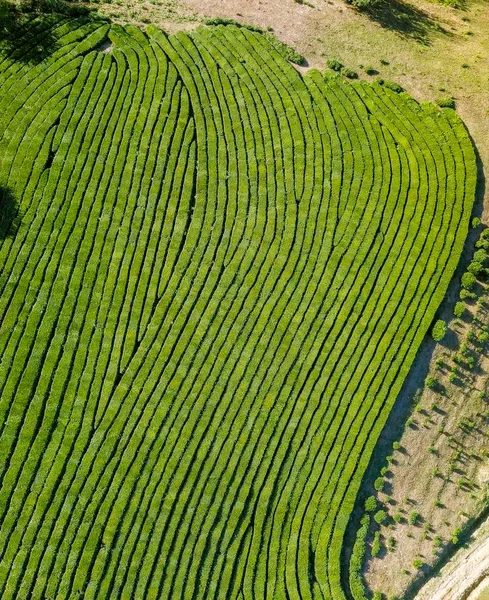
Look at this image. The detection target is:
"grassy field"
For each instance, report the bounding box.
[0,13,478,600]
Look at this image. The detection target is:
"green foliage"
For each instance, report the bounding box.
[374,477,385,492]
[371,531,381,557]
[472,217,482,228]
[468,260,483,275]
[460,288,477,300]
[432,319,447,341]
[436,96,455,109]
[425,375,437,389]
[327,58,343,72]
[342,67,358,79]
[462,271,477,289]
[365,496,377,512]
[409,511,420,525]
[474,249,487,264]
[383,80,404,93]
[454,302,465,318]
[374,510,387,525]
[413,559,424,569]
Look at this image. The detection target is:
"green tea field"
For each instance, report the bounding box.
[0,16,477,600]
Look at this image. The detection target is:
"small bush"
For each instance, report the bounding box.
[436,95,455,109]
[426,376,437,389]
[342,67,358,79]
[371,531,381,557]
[409,511,420,526]
[374,477,385,492]
[474,249,487,264]
[327,58,343,72]
[460,289,477,300]
[468,261,483,275]
[365,496,377,512]
[374,510,387,525]
[461,272,477,290]
[413,559,424,569]
[432,320,447,341]
[393,513,403,523]
[392,441,400,450]
[383,80,403,93]
[454,302,465,318]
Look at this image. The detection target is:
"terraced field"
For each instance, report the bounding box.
[0,16,477,600]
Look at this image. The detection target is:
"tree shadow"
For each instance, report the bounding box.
[0,0,92,64]
[360,0,449,46]
[0,186,20,239]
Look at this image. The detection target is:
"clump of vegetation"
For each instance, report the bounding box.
[454,302,466,318]
[371,531,382,557]
[374,510,388,525]
[342,67,358,79]
[432,320,447,342]
[436,96,455,109]
[409,511,420,526]
[374,477,385,492]
[327,58,343,72]
[462,272,477,290]
[365,496,377,512]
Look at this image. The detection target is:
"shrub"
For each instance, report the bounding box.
[426,375,437,389]
[432,320,447,341]
[409,511,420,525]
[434,535,443,547]
[454,302,465,318]
[327,58,343,72]
[371,531,381,557]
[383,80,404,93]
[436,96,455,109]
[374,477,385,492]
[342,67,358,79]
[374,509,387,525]
[392,441,400,450]
[347,0,383,7]
[468,261,483,275]
[462,272,477,289]
[413,559,424,569]
[393,513,402,523]
[460,289,477,300]
[364,65,377,75]
[474,249,487,264]
[365,496,377,512]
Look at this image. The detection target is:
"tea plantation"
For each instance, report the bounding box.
[0,16,476,600]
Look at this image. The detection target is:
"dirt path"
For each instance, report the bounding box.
[416,518,489,600]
